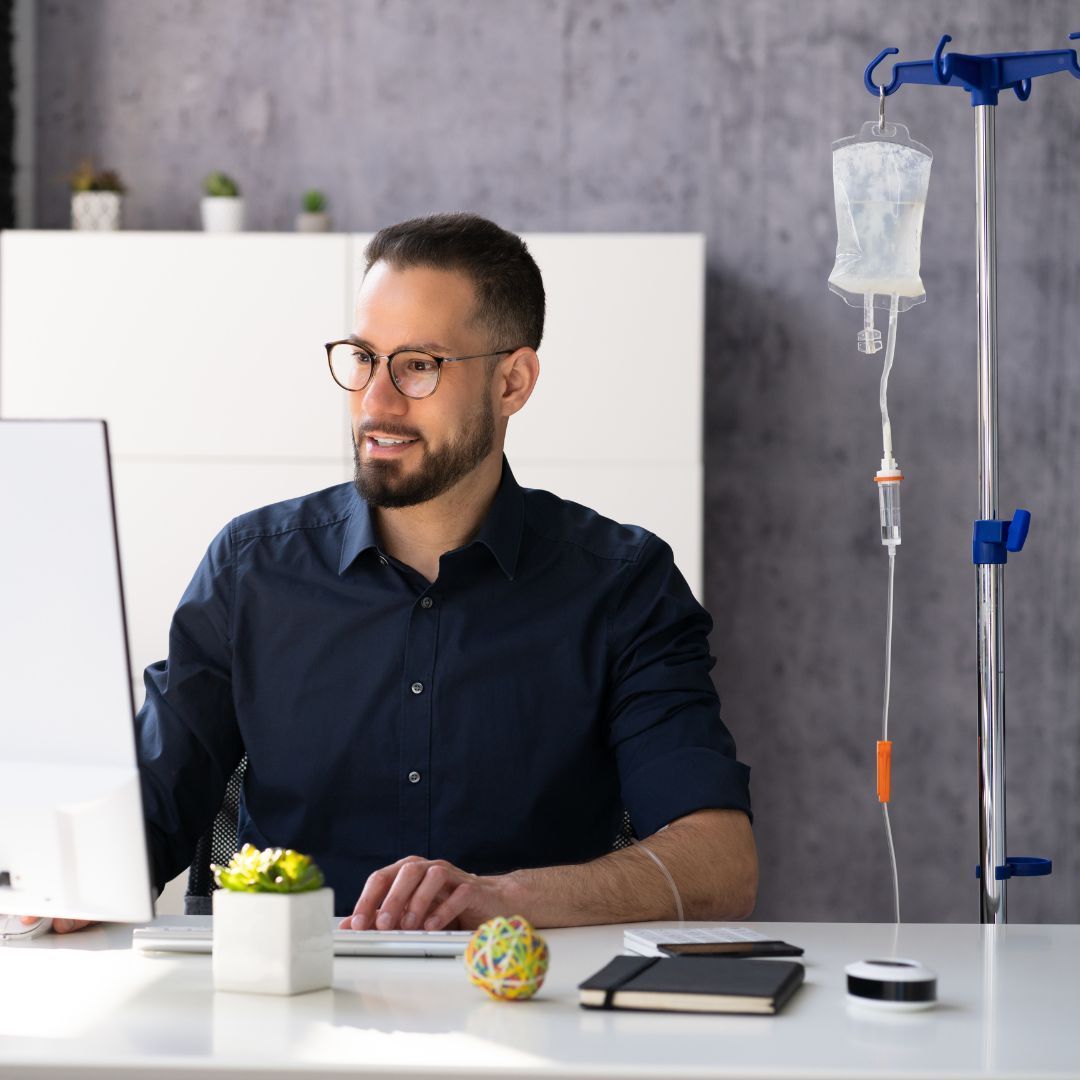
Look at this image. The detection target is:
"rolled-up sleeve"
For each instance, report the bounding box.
[135,521,243,893]
[607,534,751,839]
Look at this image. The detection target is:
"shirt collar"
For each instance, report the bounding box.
[338,486,381,574]
[338,455,524,580]
[472,456,524,580]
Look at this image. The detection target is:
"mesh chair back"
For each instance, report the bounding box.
[184,757,248,915]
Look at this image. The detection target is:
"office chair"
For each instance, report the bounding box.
[185,757,249,914]
[185,756,636,914]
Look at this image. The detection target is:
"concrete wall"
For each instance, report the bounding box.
[32,0,1080,923]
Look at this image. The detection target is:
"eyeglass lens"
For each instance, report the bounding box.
[329,344,440,398]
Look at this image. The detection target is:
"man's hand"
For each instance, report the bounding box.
[340,856,511,932]
[18,916,98,934]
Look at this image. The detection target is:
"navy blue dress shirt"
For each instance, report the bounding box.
[136,457,751,914]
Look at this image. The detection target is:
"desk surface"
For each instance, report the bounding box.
[0,918,1076,1080]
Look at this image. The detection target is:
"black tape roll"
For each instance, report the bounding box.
[845,958,938,1009]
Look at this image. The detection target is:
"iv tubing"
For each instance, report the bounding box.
[875,292,901,925]
[881,544,901,924]
[631,837,685,922]
[879,293,900,467]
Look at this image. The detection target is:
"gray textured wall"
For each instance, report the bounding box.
[34,0,1080,923]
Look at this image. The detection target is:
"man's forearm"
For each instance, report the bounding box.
[497,808,757,928]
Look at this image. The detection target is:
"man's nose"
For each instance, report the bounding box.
[360,357,408,416]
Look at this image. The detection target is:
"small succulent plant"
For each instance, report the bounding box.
[212,843,325,893]
[302,189,327,213]
[70,159,126,194]
[204,171,241,198]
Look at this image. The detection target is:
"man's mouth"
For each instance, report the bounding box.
[364,433,420,455]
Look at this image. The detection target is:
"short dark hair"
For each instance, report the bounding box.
[363,212,545,351]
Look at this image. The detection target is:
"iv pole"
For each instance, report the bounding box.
[864,34,1065,924]
[973,102,1008,925]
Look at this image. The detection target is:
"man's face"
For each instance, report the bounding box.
[349,262,499,509]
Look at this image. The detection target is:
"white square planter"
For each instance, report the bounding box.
[201,196,245,232]
[212,887,333,995]
[71,191,122,230]
[295,211,331,232]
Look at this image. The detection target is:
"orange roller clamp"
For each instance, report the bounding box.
[877,740,892,803]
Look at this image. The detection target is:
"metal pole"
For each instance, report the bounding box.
[974,104,1007,924]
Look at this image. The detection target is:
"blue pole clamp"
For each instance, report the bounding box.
[864,33,1080,108]
[973,509,1031,565]
[976,856,1053,881]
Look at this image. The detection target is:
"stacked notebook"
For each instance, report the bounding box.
[578,955,804,1015]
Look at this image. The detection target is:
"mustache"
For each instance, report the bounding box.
[355,422,423,441]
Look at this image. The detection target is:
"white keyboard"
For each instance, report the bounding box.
[132,922,472,957]
[622,926,770,957]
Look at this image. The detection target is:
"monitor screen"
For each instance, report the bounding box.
[0,419,153,923]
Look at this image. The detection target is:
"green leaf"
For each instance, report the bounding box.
[204,171,240,198]
[213,845,325,893]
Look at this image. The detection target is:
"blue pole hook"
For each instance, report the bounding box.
[864,46,900,96]
[932,34,952,85]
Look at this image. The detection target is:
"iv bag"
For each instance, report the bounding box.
[828,120,932,312]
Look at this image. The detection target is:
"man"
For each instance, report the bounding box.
[41,212,756,936]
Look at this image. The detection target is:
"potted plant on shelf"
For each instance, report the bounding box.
[201,171,245,232]
[69,160,126,230]
[296,189,331,232]
[210,843,334,995]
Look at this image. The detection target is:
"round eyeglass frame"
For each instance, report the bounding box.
[325,340,519,399]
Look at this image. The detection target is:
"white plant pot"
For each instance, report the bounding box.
[71,191,122,231]
[295,211,331,233]
[212,887,333,995]
[201,196,246,233]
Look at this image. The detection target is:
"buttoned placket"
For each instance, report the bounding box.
[398,587,439,856]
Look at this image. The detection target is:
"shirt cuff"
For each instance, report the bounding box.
[622,746,752,839]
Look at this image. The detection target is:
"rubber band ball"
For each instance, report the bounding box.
[463,914,549,1000]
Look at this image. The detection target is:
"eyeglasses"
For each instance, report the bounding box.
[325,340,518,399]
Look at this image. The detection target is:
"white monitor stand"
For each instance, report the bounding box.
[0,419,153,923]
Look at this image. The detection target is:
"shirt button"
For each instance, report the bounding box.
[410,681,424,694]
[420,597,433,609]
[408,771,421,784]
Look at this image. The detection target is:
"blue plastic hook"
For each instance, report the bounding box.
[864,46,900,95]
[933,34,953,85]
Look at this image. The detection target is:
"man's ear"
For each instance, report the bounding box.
[497,347,540,419]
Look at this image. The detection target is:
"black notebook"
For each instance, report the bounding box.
[578,956,804,1015]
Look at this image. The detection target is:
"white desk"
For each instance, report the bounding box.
[0,918,1076,1079]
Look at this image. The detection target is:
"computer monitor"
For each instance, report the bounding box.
[0,419,153,922]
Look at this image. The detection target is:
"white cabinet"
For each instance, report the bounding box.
[2,231,704,701]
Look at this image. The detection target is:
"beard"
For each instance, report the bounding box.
[352,396,497,509]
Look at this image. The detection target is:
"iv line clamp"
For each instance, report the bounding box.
[972,509,1031,565]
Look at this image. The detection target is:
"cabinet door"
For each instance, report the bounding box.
[0,232,352,463]
[510,233,703,467]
